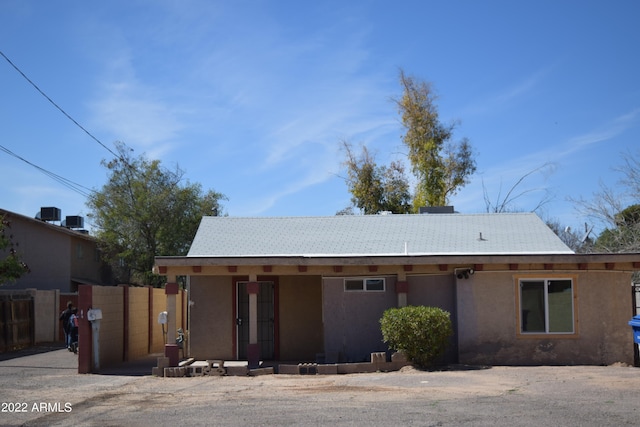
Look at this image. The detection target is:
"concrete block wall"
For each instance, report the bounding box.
[76,284,186,372]
[31,289,59,343]
[127,287,150,360]
[91,286,124,368]
[150,288,167,353]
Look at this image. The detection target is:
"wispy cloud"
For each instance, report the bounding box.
[460,66,553,117]
[88,51,185,158]
[562,108,640,154]
[453,108,640,214]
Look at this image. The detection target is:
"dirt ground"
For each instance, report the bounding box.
[1,346,640,426]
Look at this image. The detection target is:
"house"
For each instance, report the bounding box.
[0,207,112,292]
[154,212,640,367]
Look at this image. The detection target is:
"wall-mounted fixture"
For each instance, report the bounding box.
[455,268,475,279]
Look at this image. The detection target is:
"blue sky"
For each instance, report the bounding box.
[1,0,639,233]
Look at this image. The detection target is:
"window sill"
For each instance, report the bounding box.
[516,333,579,340]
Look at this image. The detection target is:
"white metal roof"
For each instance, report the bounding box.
[186,213,574,257]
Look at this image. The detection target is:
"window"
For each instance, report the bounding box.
[519,278,574,334]
[344,278,385,292]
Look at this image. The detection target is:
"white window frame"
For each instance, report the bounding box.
[517,277,576,335]
[344,277,386,292]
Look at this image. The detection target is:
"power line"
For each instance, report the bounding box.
[0,50,120,159]
[0,143,94,198]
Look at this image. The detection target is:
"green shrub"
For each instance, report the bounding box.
[380,305,453,368]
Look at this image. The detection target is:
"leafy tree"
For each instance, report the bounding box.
[340,70,476,214]
[341,141,411,214]
[0,215,30,285]
[380,305,452,368]
[395,69,476,209]
[593,204,640,253]
[87,142,226,286]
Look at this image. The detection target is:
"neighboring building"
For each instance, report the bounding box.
[154,212,640,367]
[0,207,113,292]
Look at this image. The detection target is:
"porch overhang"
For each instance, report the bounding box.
[153,253,640,278]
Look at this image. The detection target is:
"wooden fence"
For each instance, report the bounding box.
[0,294,34,352]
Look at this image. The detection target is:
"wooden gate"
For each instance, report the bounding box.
[0,295,34,352]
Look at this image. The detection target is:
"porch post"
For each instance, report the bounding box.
[396,273,408,308]
[165,277,179,366]
[246,280,260,369]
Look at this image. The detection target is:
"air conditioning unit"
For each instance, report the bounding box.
[64,216,84,229]
[40,207,61,221]
[419,206,455,214]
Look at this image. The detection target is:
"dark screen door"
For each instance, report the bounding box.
[236,281,275,360]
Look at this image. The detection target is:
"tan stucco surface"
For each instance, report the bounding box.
[1,210,107,291]
[322,276,397,363]
[457,270,634,365]
[278,275,323,361]
[189,276,234,360]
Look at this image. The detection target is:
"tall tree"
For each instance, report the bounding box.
[341,141,411,214]
[395,69,476,209]
[87,142,226,286]
[0,215,30,285]
[572,149,640,254]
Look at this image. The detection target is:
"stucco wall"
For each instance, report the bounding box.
[5,217,70,291]
[322,276,397,363]
[575,271,634,364]
[68,235,104,287]
[0,213,107,292]
[457,271,635,365]
[189,276,234,360]
[407,274,458,363]
[278,275,323,361]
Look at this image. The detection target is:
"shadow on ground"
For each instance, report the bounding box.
[0,342,66,362]
[96,353,161,376]
[418,363,493,372]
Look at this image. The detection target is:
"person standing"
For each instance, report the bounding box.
[68,308,79,354]
[59,301,73,351]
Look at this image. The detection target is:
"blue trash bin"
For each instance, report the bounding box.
[629,315,640,344]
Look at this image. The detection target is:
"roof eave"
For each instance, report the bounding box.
[154,252,640,268]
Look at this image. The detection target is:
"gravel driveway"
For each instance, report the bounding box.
[1,345,639,426]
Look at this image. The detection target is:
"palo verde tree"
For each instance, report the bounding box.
[87,142,226,286]
[395,69,476,210]
[341,141,411,214]
[0,215,30,285]
[341,69,476,214]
